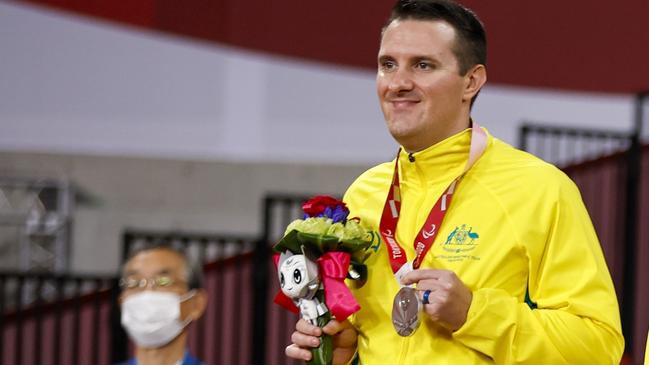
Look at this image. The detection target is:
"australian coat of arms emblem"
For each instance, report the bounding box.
[443,224,479,253]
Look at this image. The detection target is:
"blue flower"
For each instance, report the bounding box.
[331,205,349,223]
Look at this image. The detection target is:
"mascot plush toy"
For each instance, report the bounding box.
[273,196,377,365]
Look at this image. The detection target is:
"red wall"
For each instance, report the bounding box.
[16,0,649,93]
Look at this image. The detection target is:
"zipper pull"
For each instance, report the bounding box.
[408,152,415,162]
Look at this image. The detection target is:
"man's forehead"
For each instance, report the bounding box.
[383,18,456,35]
[380,19,457,53]
[123,248,187,276]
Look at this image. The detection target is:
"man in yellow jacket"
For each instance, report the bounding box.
[285,0,624,363]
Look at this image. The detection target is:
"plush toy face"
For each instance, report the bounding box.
[278,254,316,299]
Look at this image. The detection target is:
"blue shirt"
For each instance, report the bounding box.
[114,351,206,365]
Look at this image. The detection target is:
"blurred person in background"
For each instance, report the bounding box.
[115,244,208,365]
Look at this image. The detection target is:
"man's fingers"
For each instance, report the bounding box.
[327,320,357,348]
[287,319,358,364]
[288,318,322,356]
[291,330,321,348]
[287,319,322,361]
[321,319,350,336]
[401,269,454,286]
[406,270,473,332]
[285,344,313,361]
[416,280,451,299]
[332,327,358,348]
[296,318,322,336]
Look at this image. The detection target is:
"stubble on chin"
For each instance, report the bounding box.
[386,117,415,144]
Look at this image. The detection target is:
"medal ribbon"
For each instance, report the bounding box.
[379,122,487,274]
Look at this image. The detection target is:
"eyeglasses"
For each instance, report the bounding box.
[119,275,187,291]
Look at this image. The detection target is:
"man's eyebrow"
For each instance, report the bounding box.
[154,268,174,276]
[378,55,440,63]
[123,268,176,277]
[378,55,395,63]
[407,54,440,63]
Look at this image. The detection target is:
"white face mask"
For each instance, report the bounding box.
[121,290,195,348]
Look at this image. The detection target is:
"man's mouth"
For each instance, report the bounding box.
[390,99,419,110]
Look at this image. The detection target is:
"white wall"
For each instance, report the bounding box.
[0,1,636,166]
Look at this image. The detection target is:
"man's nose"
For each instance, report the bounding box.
[388,68,414,93]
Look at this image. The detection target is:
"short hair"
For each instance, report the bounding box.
[122,243,204,290]
[384,0,487,76]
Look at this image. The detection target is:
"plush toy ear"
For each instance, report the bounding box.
[299,245,320,283]
[278,250,293,268]
[300,245,318,262]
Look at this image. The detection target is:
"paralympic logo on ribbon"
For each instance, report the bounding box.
[421,223,437,239]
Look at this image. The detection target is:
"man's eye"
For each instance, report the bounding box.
[156,276,173,287]
[416,62,432,70]
[380,61,396,71]
[122,278,138,289]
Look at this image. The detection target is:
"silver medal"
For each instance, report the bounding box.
[391,286,421,336]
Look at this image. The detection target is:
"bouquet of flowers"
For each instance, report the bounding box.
[273,196,375,365]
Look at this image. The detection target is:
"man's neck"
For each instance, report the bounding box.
[402,118,472,153]
[135,333,186,365]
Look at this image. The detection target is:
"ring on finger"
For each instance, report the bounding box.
[422,289,432,305]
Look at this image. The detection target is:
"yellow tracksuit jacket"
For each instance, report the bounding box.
[343,128,623,364]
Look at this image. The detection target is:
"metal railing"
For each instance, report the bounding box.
[519,123,632,166]
[252,193,316,365]
[0,230,260,365]
[0,271,116,365]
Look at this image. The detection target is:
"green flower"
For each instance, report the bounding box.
[275,212,373,265]
[326,222,345,240]
[342,219,366,241]
[284,219,305,236]
[298,217,333,235]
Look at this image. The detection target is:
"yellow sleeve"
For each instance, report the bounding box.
[453,176,624,364]
[644,330,648,365]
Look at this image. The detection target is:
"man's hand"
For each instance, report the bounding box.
[401,269,472,331]
[285,318,358,365]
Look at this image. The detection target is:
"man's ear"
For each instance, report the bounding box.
[188,289,208,320]
[463,64,487,102]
